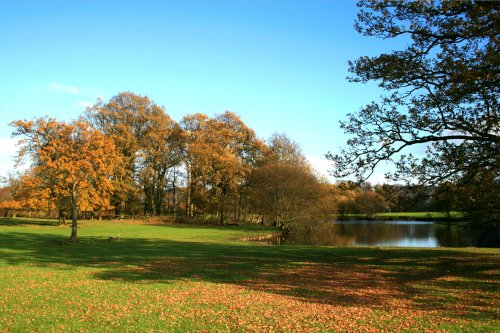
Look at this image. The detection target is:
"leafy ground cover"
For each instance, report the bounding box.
[0,218,498,332]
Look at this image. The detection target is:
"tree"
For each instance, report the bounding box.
[374,183,433,213]
[263,133,308,167]
[431,182,459,219]
[354,190,387,218]
[455,168,500,225]
[332,181,360,217]
[11,118,120,241]
[0,183,22,217]
[247,164,323,228]
[86,92,182,216]
[247,134,324,228]
[210,112,264,223]
[180,113,212,217]
[327,0,499,224]
[332,181,387,218]
[180,112,264,223]
[135,107,182,216]
[10,171,53,216]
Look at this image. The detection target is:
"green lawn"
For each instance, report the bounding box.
[0,218,498,332]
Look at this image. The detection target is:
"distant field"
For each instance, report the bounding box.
[333,211,465,220]
[376,211,464,219]
[0,218,498,332]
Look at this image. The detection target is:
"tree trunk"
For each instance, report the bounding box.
[172,168,177,218]
[58,209,67,225]
[154,186,163,216]
[219,185,228,225]
[186,174,192,216]
[219,208,224,225]
[185,163,195,217]
[144,185,154,215]
[69,187,78,242]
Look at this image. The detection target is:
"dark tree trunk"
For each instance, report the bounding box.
[185,163,196,217]
[172,167,177,217]
[219,186,227,225]
[69,188,78,242]
[144,185,154,215]
[154,186,163,216]
[219,208,224,225]
[58,209,67,225]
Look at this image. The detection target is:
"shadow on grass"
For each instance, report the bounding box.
[0,231,498,321]
[0,217,61,227]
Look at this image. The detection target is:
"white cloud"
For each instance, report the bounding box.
[306,155,333,180]
[47,83,80,95]
[307,154,391,185]
[366,173,389,185]
[0,138,20,178]
[78,101,94,108]
[0,137,17,155]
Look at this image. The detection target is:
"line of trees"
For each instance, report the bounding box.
[1,90,494,243]
[8,92,458,242]
[5,92,339,240]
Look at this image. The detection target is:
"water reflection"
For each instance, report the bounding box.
[274,221,478,248]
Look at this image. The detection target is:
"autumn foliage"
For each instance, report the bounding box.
[4,93,339,235]
[11,118,120,240]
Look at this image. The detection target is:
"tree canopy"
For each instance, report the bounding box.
[11,118,120,240]
[85,92,180,215]
[327,0,499,223]
[246,133,327,228]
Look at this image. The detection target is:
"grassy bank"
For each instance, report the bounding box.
[336,211,465,221]
[0,218,498,332]
[377,211,464,219]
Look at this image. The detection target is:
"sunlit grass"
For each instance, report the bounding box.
[334,211,465,220]
[0,218,498,332]
[376,211,464,219]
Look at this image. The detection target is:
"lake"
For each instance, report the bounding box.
[272,220,478,248]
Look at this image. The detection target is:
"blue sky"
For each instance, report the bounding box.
[0,0,406,182]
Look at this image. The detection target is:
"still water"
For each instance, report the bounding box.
[275,221,478,248]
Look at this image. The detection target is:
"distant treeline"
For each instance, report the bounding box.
[0,92,488,229]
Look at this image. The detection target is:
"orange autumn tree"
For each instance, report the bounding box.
[11,118,120,241]
[12,171,53,215]
[208,112,264,224]
[85,92,183,216]
[180,112,264,223]
[180,113,212,217]
[0,183,22,217]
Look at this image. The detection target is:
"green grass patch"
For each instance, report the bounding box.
[0,217,498,332]
[376,211,464,219]
[335,211,465,220]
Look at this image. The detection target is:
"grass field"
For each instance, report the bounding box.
[335,211,465,221]
[375,212,464,219]
[0,218,499,332]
